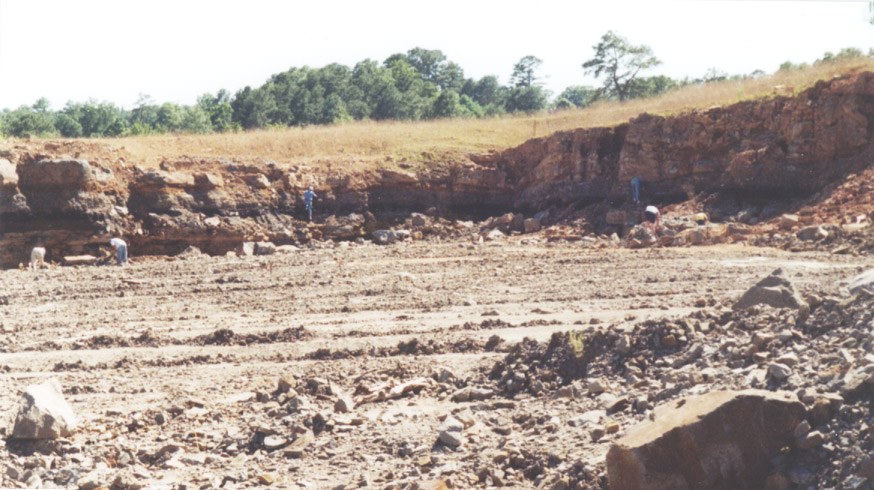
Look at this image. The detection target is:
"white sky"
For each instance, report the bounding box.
[0,0,872,111]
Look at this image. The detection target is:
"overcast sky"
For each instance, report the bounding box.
[0,0,872,111]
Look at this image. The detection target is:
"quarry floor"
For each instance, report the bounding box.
[0,238,867,489]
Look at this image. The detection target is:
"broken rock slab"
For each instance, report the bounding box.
[12,379,78,439]
[733,268,809,315]
[848,268,874,295]
[606,389,805,490]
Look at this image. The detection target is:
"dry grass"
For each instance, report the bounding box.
[92,58,874,169]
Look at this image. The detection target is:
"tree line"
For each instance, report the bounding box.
[2,32,871,138]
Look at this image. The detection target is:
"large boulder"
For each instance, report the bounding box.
[254,242,277,255]
[12,379,78,439]
[17,159,94,191]
[795,225,828,241]
[607,390,805,490]
[523,218,541,233]
[324,214,365,240]
[373,229,401,245]
[733,268,808,314]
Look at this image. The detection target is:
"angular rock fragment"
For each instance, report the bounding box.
[733,269,809,314]
[848,268,874,295]
[607,390,805,490]
[12,379,78,439]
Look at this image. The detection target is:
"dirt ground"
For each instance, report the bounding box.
[0,238,868,489]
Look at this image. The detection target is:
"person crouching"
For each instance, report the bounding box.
[643,205,660,237]
[110,237,127,266]
[29,246,46,271]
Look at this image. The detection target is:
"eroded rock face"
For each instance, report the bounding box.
[497,72,874,209]
[3,72,874,266]
[606,390,805,490]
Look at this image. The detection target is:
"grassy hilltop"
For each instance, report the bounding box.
[87,58,874,171]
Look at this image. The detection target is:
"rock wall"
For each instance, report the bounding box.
[2,72,874,266]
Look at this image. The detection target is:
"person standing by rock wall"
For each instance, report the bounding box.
[110,237,127,266]
[304,186,317,222]
[630,177,642,204]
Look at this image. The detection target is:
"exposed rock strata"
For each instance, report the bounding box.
[2,72,874,266]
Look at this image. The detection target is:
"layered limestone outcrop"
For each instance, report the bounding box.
[2,72,874,266]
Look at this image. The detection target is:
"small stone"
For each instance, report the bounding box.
[412,480,449,490]
[439,416,464,447]
[793,420,810,440]
[768,362,792,380]
[257,474,275,485]
[277,375,297,393]
[605,421,620,434]
[775,353,799,367]
[616,335,632,355]
[334,395,355,413]
[438,429,463,448]
[858,457,874,479]
[438,368,455,384]
[263,435,288,451]
[284,430,314,458]
[591,427,606,441]
[797,430,824,450]
[454,410,476,429]
[597,393,628,413]
[811,398,833,426]
[588,379,608,394]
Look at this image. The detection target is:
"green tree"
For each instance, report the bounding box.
[324,93,352,123]
[625,75,677,99]
[130,93,159,130]
[583,31,661,101]
[430,89,462,118]
[458,94,484,118]
[404,47,447,85]
[0,102,57,137]
[231,86,278,129]
[556,85,598,108]
[181,106,213,133]
[461,75,507,114]
[702,68,728,83]
[436,61,465,92]
[510,56,543,87]
[816,47,864,64]
[197,90,236,132]
[506,86,547,113]
[54,113,82,137]
[156,102,185,132]
[63,100,128,137]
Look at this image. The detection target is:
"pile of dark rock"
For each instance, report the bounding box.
[477,268,874,489]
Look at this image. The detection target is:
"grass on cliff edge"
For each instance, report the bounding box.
[102,58,874,170]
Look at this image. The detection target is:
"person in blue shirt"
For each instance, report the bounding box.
[630,177,642,204]
[304,186,317,221]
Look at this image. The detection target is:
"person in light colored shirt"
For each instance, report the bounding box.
[643,205,660,236]
[110,237,127,265]
[29,246,46,271]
